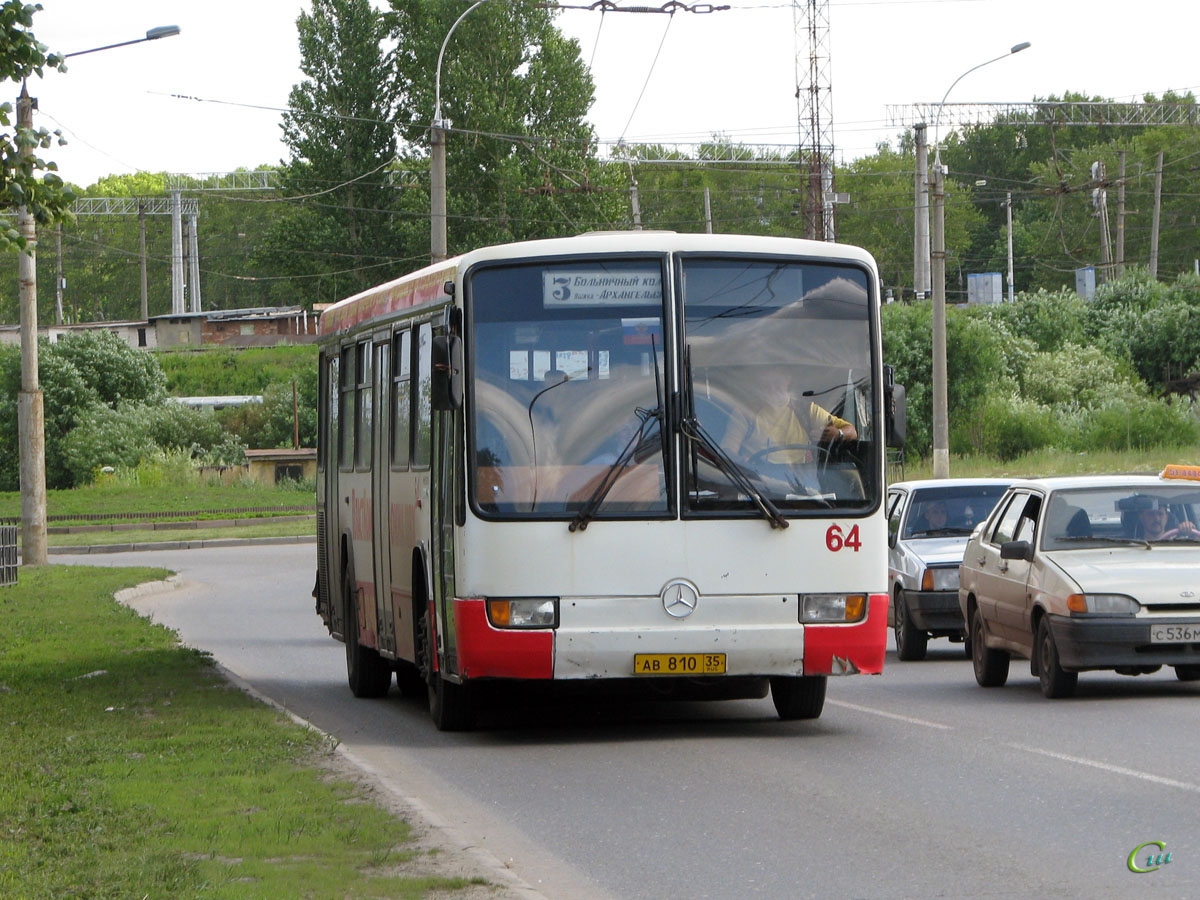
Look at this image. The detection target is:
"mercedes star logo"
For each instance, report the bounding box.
[661,579,699,619]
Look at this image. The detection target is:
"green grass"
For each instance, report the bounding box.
[0,567,487,899]
[0,481,314,525]
[47,519,316,548]
[895,448,1197,482]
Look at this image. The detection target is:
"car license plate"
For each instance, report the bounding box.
[1149,624,1200,643]
[633,653,726,675]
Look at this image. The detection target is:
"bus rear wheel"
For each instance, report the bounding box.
[343,563,391,698]
[769,675,826,720]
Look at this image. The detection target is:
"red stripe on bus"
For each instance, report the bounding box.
[453,597,554,679]
[802,593,889,676]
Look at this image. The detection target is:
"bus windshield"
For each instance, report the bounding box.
[469,258,670,519]
[681,257,876,514]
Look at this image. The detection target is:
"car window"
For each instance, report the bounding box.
[990,492,1039,545]
[887,491,905,541]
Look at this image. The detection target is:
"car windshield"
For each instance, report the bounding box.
[902,484,1009,539]
[1042,485,1200,549]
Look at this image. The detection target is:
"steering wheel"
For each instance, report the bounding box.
[747,443,830,469]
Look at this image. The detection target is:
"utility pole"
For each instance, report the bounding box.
[430,121,447,262]
[55,223,63,324]
[138,202,148,319]
[1115,151,1126,278]
[16,84,47,565]
[187,211,202,312]
[1091,160,1112,280]
[930,156,948,479]
[630,177,642,230]
[170,190,185,313]
[1149,150,1163,278]
[1005,191,1015,302]
[703,186,712,234]
[913,123,929,299]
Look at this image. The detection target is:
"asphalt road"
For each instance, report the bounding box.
[59,544,1200,900]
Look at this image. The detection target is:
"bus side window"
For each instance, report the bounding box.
[413,323,433,469]
[339,345,355,469]
[392,329,411,468]
[355,339,373,470]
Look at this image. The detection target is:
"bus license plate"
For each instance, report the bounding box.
[1150,624,1200,643]
[634,653,726,675]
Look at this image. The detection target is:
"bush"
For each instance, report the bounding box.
[1067,396,1200,453]
[955,393,1063,461]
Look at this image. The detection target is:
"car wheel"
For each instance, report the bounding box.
[894,592,928,661]
[770,675,826,720]
[1036,617,1078,699]
[970,607,1009,688]
[343,562,392,699]
[1175,665,1200,682]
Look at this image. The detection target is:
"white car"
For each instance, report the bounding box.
[886,479,1010,660]
[958,470,1200,698]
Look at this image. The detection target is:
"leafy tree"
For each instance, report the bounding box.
[50,330,166,404]
[0,0,74,253]
[390,0,623,254]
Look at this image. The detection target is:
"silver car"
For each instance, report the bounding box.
[958,472,1200,698]
[887,479,1010,660]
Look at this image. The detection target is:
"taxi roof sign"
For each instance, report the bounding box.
[1160,464,1200,481]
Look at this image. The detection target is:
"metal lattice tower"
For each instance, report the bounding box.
[794,0,835,240]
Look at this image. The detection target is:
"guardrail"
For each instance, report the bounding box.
[1,524,16,587]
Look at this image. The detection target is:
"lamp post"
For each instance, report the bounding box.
[928,41,1029,479]
[431,0,490,263]
[16,25,180,566]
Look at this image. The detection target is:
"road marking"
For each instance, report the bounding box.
[828,699,952,730]
[1008,743,1200,794]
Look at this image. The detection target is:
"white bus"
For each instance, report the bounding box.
[315,231,904,729]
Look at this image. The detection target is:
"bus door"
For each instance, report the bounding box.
[371,335,397,655]
[316,349,338,631]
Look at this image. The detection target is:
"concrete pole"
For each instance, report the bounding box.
[16,84,47,565]
[913,123,930,300]
[930,153,949,479]
[630,178,642,230]
[187,213,201,312]
[170,190,185,313]
[1149,150,1163,279]
[430,122,447,262]
[703,186,712,233]
[1115,151,1126,278]
[139,203,148,319]
[1006,191,1015,302]
[55,223,63,324]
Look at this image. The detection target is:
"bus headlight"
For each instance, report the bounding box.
[801,593,868,623]
[487,597,558,628]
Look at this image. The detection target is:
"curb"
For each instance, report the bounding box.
[49,535,317,555]
[114,577,548,900]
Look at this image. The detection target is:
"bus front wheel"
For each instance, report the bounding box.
[419,609,475,731]
[769,675,826,720]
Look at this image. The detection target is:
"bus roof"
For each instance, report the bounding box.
[318,231,879,338]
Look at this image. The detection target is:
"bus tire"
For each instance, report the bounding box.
[769,675,826,720]
[343,562,391,699]
[419,609,475,731]
[395,661,426,697]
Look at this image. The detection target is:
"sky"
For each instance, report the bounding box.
[23,0,1200,190]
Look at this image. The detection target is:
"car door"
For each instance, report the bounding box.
[989,493,1041,648]
[969,491,1035,646]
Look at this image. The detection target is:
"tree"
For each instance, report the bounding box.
[390,0,623,255]
[0,0,74,253]
[259,0,406,304]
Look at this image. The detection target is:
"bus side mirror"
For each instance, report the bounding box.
[431,334,463,411]
[884,365,906,449]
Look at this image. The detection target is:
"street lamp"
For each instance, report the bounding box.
[16,25,181,566]
[431,0,491,262]
[928,41,1029,479]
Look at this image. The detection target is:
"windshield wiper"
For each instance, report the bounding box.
[1053,535,1151,549]
[910,527,974,537]
[569,407,661,532]
[570,334,666,533]
[680,347,788,530]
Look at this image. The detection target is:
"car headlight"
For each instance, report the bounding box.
[801,593,867,623]
[921,567,959,592]
[1066,593,1139,616]
[486,597,558,628]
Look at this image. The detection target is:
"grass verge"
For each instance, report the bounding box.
[0,566,486,899]
[896,448,1195,481]
[47,520,316,548]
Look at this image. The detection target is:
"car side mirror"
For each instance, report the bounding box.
[999,540,1033,561]
[884,365,906,449]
